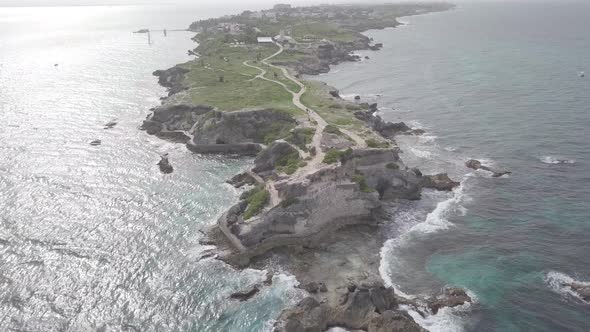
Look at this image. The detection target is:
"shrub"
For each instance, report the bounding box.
[324,124,342,135]
[323,148,353,164]
[286,127,315,150]
[277,151,304,175]
[366,139,390,148]
[352,174,374,193]
[280,197,300,208]
[243,186,270,220]
[386,162,399,170]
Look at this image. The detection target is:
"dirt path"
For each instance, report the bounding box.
[243,43,365,206]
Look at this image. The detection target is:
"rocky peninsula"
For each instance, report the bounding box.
[141,3,472,331]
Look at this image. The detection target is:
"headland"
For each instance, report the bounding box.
[141,3,475,331]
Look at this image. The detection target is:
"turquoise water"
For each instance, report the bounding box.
[320,2,590,331]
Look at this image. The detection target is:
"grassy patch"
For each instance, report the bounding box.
[286,127,315,150]
[243,186,270,220]
[324,124,342,135]
[323,148,353,164]
[386,162,399,170]
[352,174,374,193]
[366,139,390,148]
[276,151,306,175]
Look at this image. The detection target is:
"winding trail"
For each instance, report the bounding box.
[243,42,366,206]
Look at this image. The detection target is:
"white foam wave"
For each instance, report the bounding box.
[545,271,589,303]
[410,147,433,159]
[418,135,438,143]
[405,300,472,332]
[540,156,576,165]
[380,183,471,329]
[407,120,429,129]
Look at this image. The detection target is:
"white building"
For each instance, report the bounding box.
[257,37,274,43]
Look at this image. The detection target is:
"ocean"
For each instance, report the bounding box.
[1,2,589,331]
[320,1,590,331]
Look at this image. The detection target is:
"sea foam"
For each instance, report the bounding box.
[540,156,576,165]
[545,271,589,303]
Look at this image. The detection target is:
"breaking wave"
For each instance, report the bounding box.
[545,271,589,304]
[540,156,576,165]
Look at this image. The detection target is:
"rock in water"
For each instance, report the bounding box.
[229,285,260,301]
[157,156,174,174]
[421,173,460,191]
[89,140,101,146]
[104,119,118,129]
[569,283,590,302]
[465,159,511,177]
[427,287,472,314]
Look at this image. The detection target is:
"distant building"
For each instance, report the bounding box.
[257,37,274,43]
[273,4,292,11]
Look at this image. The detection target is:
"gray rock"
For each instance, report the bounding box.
[157,156,173,174]
[227,172,258,188]
[253,141,299,175]
[465,159,511,177]
[427,287,472,314]
[153,66,190,96]
[420,173,460,191]
[568,283,590,302]
[191,109,295,146]
[229,285,260,302]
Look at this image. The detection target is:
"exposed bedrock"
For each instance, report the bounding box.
[420,173,460,191]
[141,104,213,135]
[275,283,425,332]
[465,159,511,177]
[567,283,590,302]
[213,148,460,267]
[253,141,299,176]
[191,109,296,145]
[153,66,189,96]
[425,287,472,315]
[354,108,424,138]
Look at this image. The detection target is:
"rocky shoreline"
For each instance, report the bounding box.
[141,3,476,331]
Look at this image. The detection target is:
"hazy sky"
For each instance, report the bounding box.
[0,0,530,7]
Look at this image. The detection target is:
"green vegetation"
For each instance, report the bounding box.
[280,197,300,208]
[324,124,342,135]
[386,162,399,170]
[323,148,353,164]
[352,174,374,193]
[243,185,270,220]
[263,121,297,145]
[276,151,307,174]
[291,22,356,43]
[286,127,315,150]
[366,139,390,149]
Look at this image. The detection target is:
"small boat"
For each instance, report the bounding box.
[580,71,585,78]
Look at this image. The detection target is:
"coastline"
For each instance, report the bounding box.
[141,3,477,331]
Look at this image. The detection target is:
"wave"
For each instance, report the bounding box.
[403,292,475,332]
[380,182,471,330]
[409,147,434,159]
[545,271,590,303]
[540,156,576,165]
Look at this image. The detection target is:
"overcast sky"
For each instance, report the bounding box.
[0,0,533,7]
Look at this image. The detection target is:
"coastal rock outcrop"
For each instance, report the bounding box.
[567,283,590,302]
[275,283,424,332]
[253,141,299,176]
[427,287,472,314]
[353,108,422,138]
[141,104,213,136]
[465,159,511,177]
[153,66,189,96]
[229,285,260,302]
[421,173,460,191]
[191,109,296,146]
[157,155,173,174]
